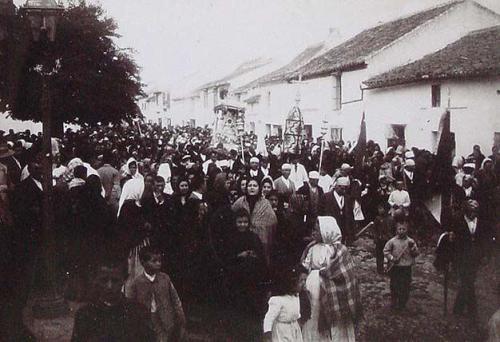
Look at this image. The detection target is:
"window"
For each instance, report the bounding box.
[249,122,256,133]
[331,128,343,142]
[165,93,171,110]
[265,124,271,136]
[189,119,196,127]
[213,90,218,106]
[158,118,162,127]
[332,74,341,111]
[494,132,500,151]
[386,124,406,148]
[272,125,282,137]
[203,90,209,108]
[431,84,441,107]
[267,91,271,107]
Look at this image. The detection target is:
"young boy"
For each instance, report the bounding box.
[72,257,155,341]
[383,215,418,310]
[387,181,411,217]
[373,203,394,274]
[127,246,186,342]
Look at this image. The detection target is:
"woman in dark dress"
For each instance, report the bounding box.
[205,172,231,212]
[224,209,267,338]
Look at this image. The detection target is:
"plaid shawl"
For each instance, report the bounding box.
[318,244,362,333]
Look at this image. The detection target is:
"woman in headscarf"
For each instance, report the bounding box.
[261,177,274,199]
[206,172,231,211]
[224,208,267,339]
[117,178,157,295]
[232,178,277,266]
[120,157,143,188]
[157,162,174,195]
[301,216,362,342]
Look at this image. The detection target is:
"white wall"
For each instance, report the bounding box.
[138,92,172,127]
[365,77,500,157]
[367,1,500,77]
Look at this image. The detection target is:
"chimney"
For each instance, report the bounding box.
[326,27,342,48]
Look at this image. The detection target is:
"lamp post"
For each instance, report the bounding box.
[20,0,67,318]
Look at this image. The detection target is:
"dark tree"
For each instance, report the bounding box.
[0,1,144,135]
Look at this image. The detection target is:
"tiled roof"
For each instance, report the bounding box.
[198,57,273,90]
[364,25,500,88]
[234,43,325,93]
[290,1,462,80]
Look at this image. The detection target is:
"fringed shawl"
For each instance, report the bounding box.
[318,244,362,332]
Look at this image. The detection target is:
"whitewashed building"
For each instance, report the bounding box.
[137,91,172,128]
[170,58,277,128]
[238,0,500,147]
[364,25,500,157]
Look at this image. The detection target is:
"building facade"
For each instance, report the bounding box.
[138,91,172,128]
[364,25,500,157]
[238,0,500,151]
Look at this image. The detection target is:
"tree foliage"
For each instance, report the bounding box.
[0,1,144,128]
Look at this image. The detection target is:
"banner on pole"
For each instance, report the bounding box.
[283,105,304,154]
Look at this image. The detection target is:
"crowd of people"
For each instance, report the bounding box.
[0,121,498,341]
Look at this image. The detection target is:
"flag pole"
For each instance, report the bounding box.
[319,138,324,173]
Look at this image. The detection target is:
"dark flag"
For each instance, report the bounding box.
[431,110,455,228]
[427,110,455,316]
[353,112,366,176]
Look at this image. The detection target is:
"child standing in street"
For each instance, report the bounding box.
[127,246,186,342]
[383,215,418,310]
[373,203,394,274]
[72,256,155,341]
[263,266,308,342]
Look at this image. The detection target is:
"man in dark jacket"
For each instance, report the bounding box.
[452,200,490,319]
[297,171,324,231]
[319,177,355,245]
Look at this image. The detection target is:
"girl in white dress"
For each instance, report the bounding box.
[263,267,307,342]
[301,216,356,342]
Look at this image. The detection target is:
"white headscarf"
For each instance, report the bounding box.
[317,216,342,245]
[481,157,492,170]
[124,157,143,180]
[157,163,173,195]
[117,178,144,217]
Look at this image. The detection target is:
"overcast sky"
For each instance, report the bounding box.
[14,0,500,94]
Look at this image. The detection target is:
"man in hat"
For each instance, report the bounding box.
[402,159,418,197]
[320,176,355,245]
[274,163,296,205]
[228,149,244,174]
[202,150,219,175]
[297,171,324,229]
[289,154,308,190]
[247,157,264,184]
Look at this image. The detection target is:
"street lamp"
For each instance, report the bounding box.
[20,0,67,318]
